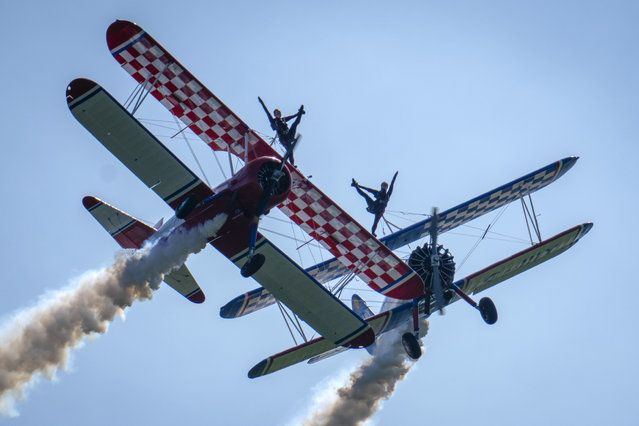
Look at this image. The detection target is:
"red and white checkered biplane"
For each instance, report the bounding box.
[67,20,592,377]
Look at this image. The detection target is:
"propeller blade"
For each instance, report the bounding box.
[429,207,438,247]
[429,207,445,314]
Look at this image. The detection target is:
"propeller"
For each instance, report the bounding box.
[429,207,446,315]
[241,136,298,278]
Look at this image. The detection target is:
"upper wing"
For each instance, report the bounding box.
[82,195,205,303]
[106,20,424,301]
[305,156,580,283]
[382,156,580,250]
[106,20,272,163]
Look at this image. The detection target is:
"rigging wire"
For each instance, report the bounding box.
[171,116,214,186]
[456,204,510,272]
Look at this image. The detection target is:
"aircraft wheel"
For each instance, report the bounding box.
[176,194,198,219]
[478,297,498,325]
[401,333,422,360]
[241,254,265,278]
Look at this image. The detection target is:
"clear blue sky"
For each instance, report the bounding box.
[1,1,637,425]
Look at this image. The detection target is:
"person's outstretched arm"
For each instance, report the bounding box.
[388,171,399,197]
[258,97,276,130]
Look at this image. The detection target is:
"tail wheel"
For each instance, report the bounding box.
[478,297,498,325]
[401,333,422,360]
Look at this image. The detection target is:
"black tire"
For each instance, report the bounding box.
[478,297,498,325]
[401,333,422,360]
[176,194,198,219]
[241,254,265,278]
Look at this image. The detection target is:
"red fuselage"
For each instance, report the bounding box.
[178,156,292,257]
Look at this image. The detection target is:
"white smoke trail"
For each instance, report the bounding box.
[0,214,227,416]
[301,320,428,426]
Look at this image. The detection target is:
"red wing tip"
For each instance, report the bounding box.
[344,327,375,349]
[187,289,206,304]
[107,20,142,51]
[67,78,97,104]
[82,196,101,210]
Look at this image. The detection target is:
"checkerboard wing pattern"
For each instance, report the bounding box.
[279,171,424,300]
[382,157,578,251]
[107,20,277,163]
[439,159,566,233]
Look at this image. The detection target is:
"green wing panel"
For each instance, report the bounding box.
[460,223,593,296]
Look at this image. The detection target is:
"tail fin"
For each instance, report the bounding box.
[352,294,377,355]
[82,196,205,303]
[351,294,375,319]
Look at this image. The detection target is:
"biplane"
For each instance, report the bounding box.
[67,20,592,378]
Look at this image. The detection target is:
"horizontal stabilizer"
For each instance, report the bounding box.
[351,294,374,319]
[82,196,156,249]
[83,196,205,303]
[219,287,277,318]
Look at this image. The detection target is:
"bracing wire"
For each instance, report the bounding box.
[456,204,510,272]
[170,116,214,186]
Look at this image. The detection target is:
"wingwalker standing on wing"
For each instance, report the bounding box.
[352,171,398,236]
[258,97,305,165]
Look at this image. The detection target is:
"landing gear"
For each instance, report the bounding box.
[176,194,198,219]
[401,333,422,360]
[478,297,498,325]
[241,253,265,278]
[240,158,292,279]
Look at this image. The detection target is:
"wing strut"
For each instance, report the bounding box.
[521,194,542,244]
[276,301,308,345]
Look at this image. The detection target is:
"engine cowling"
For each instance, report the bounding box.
[407,243,456,294]
[216,156,292,215]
